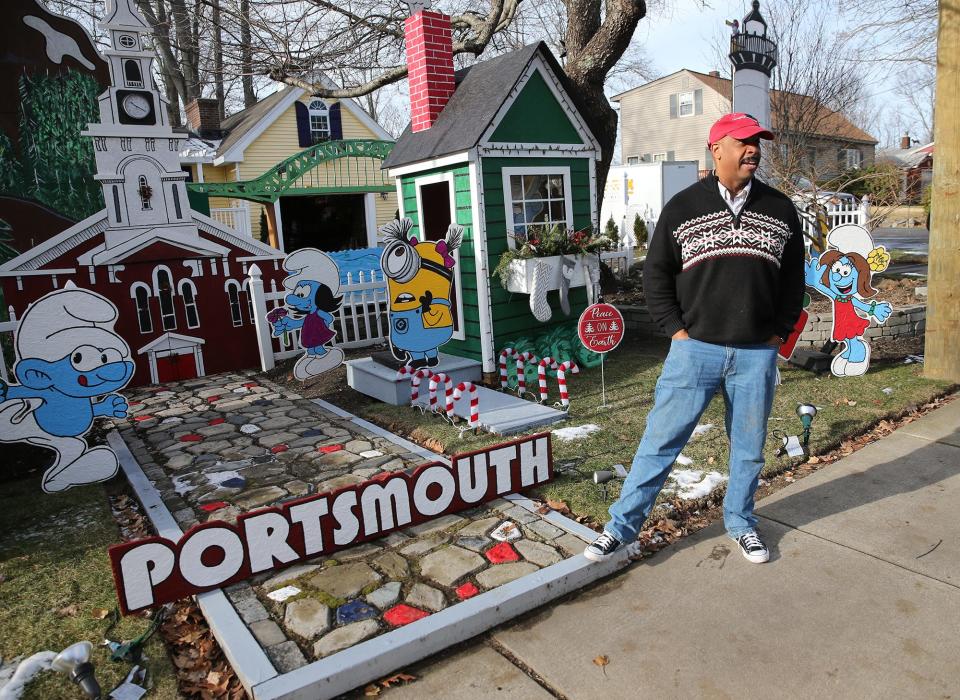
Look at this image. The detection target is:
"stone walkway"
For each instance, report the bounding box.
[115,371,589,675]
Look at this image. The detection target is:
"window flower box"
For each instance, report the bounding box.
[502,254,598,294]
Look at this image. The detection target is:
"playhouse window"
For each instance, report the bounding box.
[308,100,330,144]
[226,281,243,326]
[132,284,152,333]
[506,171,571,238]
[124,60,143,88]
[156,269,177,330]
[179,280,200,329]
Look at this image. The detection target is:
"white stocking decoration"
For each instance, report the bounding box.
[559,255,576,316]
[529,259,553,322]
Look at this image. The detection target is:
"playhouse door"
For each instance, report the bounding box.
[156,352,198,383]
[419,179,462,337]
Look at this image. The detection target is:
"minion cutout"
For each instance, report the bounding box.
[380,218,461,369]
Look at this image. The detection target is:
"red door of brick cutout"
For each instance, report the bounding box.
[156,352,198,383]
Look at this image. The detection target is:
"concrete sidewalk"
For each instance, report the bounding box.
[387,396,960,699]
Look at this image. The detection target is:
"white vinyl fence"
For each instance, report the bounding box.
[210,204,252,237]
[247,264,389,371]
[796,197,870,243]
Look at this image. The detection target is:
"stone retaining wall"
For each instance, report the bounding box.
[621,303,926,347]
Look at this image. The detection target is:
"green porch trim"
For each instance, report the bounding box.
[187,139,395,204]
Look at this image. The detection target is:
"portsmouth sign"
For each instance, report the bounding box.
[110,433,553,614]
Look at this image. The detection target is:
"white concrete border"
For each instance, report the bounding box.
[108,431,279,694]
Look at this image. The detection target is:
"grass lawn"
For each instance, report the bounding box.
[332,339,955,525]
[0,475,179,699]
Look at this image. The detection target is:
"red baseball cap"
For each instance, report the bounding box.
[708,113,774,146]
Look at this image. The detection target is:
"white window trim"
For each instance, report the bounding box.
[501,166,574,250]
[308,99,330,143]
[626,156,640,165]
[413,171,466,342]
[241,278,256,325]
[178,278,201,329]
[224,279,244,327]
[843,148,862,170]
[678,91,695,117]
[130,282,153,334]
[652,152,668,162]
[151,264,176,297]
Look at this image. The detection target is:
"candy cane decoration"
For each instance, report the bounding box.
[537,357,558,402]
[498,347,518,389]
[428,373,455,419]
[453,381,480,428]
[515,351,539,396]
[410,368,434,406]
[555,360,580,407]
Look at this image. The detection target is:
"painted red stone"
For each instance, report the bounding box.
[243,382,258,388]
[271,444,289,454]
[485,542,519,564]
[317,444,344,454]
[199,501,229,512]
[179,434,203,442]
[455,582,479,600]
[208,417,226,425]
[384,604,429,627]
[133,415,153,422]
[206,395,221,403]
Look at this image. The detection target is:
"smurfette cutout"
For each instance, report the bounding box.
[0,285,135,492]
[268,248,344,381]
[805,224,893,376]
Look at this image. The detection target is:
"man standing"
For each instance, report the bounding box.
[585,113,806,564]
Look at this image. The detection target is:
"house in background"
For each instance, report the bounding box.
[381,8,601,374]
[612,69,877,180]
[877,135,934,204]
[180,83,398,253]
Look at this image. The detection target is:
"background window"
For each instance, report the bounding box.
[652,152,668,162]
[156,269,177,331]
[132,284,152,333]
[678,91,694,117]
[507,172,569,236]
[842,148,862,170]
[308,100,330,144]
[226,282,243,326]
[626,156,640,165]
[179,280,200,329]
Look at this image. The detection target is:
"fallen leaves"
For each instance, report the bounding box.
[91,608,111,620]
[536,498,572,516]
[364,672,418,694]
[593,655,610,677]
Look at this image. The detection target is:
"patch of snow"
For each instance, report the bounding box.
[691,423,714,438]
[267,585,300,602]
[552,424,601,441]
[669,469,728,500]
[881,387,894,395]
[674,453,693,466]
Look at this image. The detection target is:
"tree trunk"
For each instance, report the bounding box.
[212,0,225,120]
[569,78,618,213]
[925,0,960,380]
[240,0,257,108]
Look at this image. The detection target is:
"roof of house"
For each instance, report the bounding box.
[613,69,877,145]
[382,42,593,169]
[878,142,934,168]
[217,87,292,156]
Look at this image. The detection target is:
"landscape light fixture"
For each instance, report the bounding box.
[796,403,818,448]
[50,641,101,699]
[593,469,615,500]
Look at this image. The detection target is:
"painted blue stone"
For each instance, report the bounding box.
[302,429,325,437]
[253,399,271,406]
[220,477,246,488]
[336,600,379,624]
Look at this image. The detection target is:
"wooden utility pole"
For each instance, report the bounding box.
[925,0,960,380]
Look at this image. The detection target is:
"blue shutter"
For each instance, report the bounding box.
[329,103,343,140]
[295,101,311,147]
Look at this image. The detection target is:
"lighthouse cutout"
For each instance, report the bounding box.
[728,0,777,132]
[82,0,197,250]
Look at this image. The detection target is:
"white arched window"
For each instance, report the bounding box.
[225,280,243,327]
[308,99,330,144]
[178,279,200,329]
[130,282,152,333]
[152,265,177,331]
[241,278,255,325]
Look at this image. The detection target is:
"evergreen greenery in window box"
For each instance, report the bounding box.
[494,224,613,293]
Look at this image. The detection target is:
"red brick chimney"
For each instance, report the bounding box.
[900,133,912,149]
[185,98,223,138]
[405,8,455,133]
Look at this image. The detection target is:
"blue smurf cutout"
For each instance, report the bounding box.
[267,248,344,381]
[805,224,893,376]
[0,285,135,492]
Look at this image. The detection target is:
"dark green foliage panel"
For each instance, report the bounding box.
[1,71,102,220]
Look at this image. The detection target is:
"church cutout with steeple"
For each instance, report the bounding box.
[0,0,285,386]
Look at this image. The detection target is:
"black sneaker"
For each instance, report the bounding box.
[736,531,770,563]
[584,532,623,562]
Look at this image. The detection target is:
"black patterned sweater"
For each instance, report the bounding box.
[643,174,806,345]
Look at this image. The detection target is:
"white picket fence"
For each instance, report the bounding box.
[0,306,18,383]
[796,197,870,243]
[248,265,389,371]
[210,205,252,237]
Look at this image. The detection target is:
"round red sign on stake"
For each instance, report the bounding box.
[578,303,625,353]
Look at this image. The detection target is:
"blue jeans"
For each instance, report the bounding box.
[605,337,779,542]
